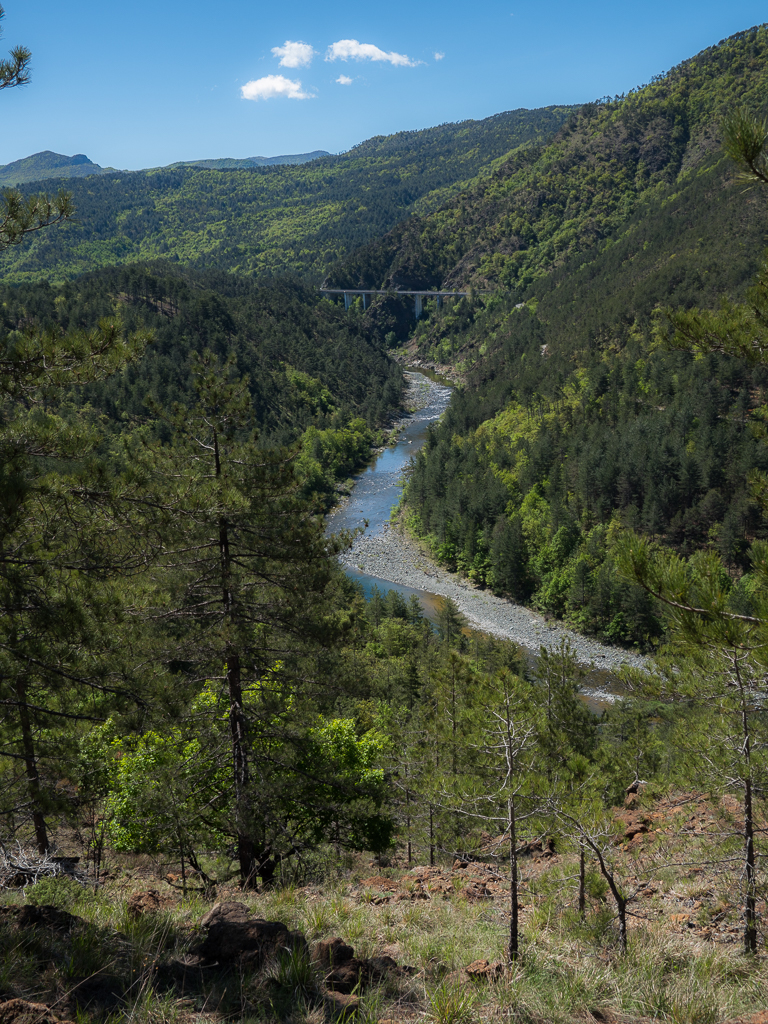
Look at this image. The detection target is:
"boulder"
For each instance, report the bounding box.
[11,905,79,932]
[313,936,355,969]
[314,938,402,994]
[624,823,649,840]
[196,901,306,965]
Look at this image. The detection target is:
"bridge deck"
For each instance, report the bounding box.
[320,288,473,296]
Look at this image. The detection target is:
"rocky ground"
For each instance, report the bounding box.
[2,789,767,1024]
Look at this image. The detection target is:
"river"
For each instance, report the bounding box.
[327,371,647,707]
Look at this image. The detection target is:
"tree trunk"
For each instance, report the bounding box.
[509,795,519,962]
[228,650,257,888]
[405,772,412,866]
[15,677,49,855]
[179,835,187,896]
[579,841,586,920]
[616,893,627,954]
[739,668,757,954]
[429,805,435,867]
[744,775,757,954]
[258,851,278,888]
[215,429,256,890]
[592,843,627,954]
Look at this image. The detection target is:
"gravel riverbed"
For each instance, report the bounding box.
[331,371,648,676]
[339,524,648,673]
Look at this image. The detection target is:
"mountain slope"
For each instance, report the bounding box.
[327,26,768,296]
[0,151,114,186]
[364,26,768,649]
[0,107,573,283]
[0,263,404,505]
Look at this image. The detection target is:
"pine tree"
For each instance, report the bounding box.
[143,353,360,886]
[0,5,72,248]
[448,667,543,962]
[0,315,154,853]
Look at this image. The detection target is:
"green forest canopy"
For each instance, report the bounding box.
[0,106,573,284]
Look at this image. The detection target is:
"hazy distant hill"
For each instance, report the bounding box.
[0,150,331,188]
[0,107,574,282]
[167,152,330,170]
[0,151,113,187]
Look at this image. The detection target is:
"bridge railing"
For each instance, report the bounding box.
[320,287,484,317]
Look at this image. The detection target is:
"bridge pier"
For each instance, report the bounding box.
[414,295,423,319]
[344,292,351,311]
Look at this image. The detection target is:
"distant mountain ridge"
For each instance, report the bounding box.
[0,150,331,187]
[167,153,330,170]
[0,151,114,187]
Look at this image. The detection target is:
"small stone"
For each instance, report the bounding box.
[126,889,170,917]
[465,959,504,980]
[324,992,360,1019]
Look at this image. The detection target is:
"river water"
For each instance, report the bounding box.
[327,371,645,708]
[327,372,453,620]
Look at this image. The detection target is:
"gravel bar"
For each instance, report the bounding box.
[330,370,648,675]
[339,524,648,672]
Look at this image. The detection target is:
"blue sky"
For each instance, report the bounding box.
[2,0,766,169]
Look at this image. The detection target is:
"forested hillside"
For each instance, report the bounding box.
[0,106,572,283]
[357,26,768,647]
[0,263,403,502]
[328,27,768,295]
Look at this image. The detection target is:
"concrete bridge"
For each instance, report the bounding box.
[320,287,477,319]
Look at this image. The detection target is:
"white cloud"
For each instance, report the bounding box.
[326,39,418,67]
[336,74,353,85]
[271,40,315,68]
[434,51,445,61]
[240,74,312,101]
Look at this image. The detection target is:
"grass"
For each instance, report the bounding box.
[1,834,768,1024]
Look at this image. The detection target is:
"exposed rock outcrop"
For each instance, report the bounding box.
[196,901,306,966]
